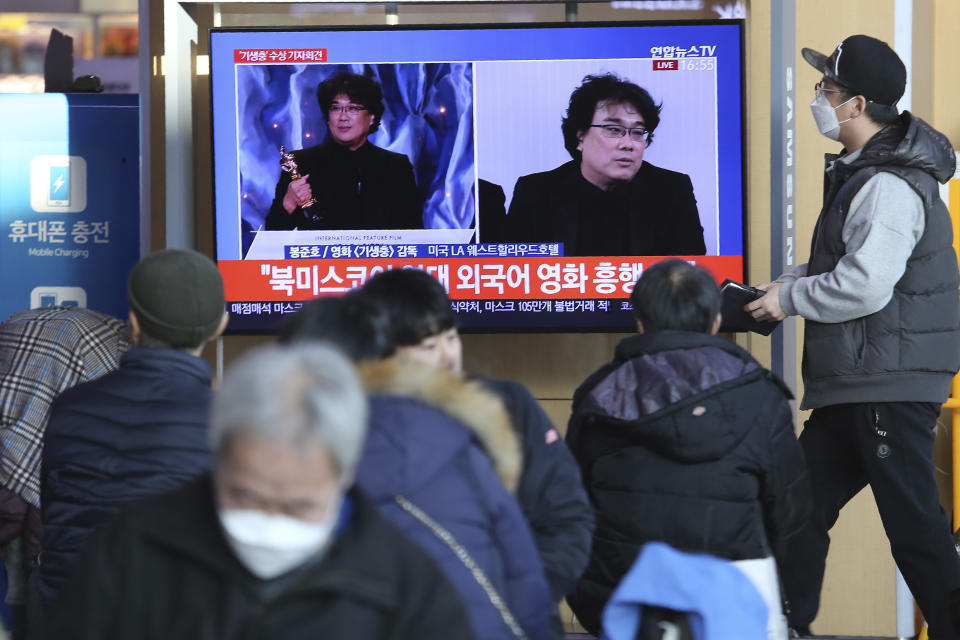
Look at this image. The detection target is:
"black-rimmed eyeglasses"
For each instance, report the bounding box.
[589,124,650,143]
[329,104,367,114]
[814,80,845,99]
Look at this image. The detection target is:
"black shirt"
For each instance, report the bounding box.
[574,173,632,256]
[500,160,706,257]
[266,140,423,231]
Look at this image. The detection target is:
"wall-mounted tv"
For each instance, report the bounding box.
[210,21,745,332]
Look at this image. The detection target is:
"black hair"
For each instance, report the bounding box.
[359,268,457,347]
[629,259,720,333]
[863,102,900,126]
[834,82,901,126]
[561,73,662,161]
[278,291,394,362]
[316,71,385,134]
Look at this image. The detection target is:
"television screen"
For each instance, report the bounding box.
[209,21,745,332]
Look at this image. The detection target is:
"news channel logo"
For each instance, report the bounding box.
[30,286,87,309]
[29,156,88,213]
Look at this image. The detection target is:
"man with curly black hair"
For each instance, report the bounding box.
[501,73,705,257]
[266,71,423,231]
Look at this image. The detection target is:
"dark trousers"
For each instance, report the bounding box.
[780,402,960,639]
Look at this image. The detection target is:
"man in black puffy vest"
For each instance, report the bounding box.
[567,259,810,639]
[748,35,960,639]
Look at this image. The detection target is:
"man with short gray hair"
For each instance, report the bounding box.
[49,343,475,639]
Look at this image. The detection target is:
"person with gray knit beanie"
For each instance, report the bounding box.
[39,249,228,605]
[127,248,228,351]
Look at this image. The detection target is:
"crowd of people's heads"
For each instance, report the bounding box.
[19,247,758,639]
[282,262,729,372]
[16,30,954,640]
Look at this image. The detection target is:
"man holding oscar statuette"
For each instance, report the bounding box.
[266,72,423,231]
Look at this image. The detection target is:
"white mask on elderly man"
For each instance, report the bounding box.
[218,498,340,580]
[810,93,856,141]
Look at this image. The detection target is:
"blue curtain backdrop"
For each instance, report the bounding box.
[237,63,475,247]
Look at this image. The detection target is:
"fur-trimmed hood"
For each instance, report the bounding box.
[358,358,521,492]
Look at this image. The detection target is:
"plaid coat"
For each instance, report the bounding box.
[0,307,129,509]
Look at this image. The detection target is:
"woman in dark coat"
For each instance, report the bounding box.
[283,294,553,640]
[357,359,552,640]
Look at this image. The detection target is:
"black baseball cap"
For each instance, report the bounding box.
[802,35,906,107]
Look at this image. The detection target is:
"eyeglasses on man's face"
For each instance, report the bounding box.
[814,80,846,99]
[589,123,650,143]
[329,104,367,115]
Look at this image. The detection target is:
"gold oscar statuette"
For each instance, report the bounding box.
[279,146,321,221]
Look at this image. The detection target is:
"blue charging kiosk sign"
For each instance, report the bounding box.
[0,94,140,322]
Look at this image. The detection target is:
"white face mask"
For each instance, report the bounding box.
[218,499,340,580]
[810,93,856,141]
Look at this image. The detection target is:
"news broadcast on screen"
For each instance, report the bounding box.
[209,21,745,332]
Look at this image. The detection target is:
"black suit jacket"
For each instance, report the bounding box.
[501,160,706,256]
[266,140,423,231]
[477,179,506,243]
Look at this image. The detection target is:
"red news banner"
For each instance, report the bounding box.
[233,49,327,64]
[220,256,743,302]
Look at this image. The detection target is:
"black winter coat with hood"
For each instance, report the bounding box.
[565,331,810,634]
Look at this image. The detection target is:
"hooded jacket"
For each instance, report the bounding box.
[565,332,810,636]
[355,359,552,640]
[601,542,769,640]
[800,113,960,408]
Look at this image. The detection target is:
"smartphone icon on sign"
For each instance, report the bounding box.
[48,164,70,207]
[30,156,87,213]
[30,286,88,310]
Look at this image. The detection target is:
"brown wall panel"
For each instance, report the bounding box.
[930,1,960,143]
[538,399,574,437]
[462,333,627,399]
